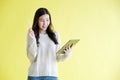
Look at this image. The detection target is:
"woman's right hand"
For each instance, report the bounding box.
[28,28,35,39]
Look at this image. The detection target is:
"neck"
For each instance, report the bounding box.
[39,30,47,34]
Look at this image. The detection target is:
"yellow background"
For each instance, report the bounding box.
[0,0,120,80]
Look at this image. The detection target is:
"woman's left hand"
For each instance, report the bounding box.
[64,44,73,54]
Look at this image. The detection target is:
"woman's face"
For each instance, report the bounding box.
[38,14,50,33]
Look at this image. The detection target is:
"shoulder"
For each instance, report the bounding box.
[54,31,59,35]
[53,31,60,38]
[53,31,60,36]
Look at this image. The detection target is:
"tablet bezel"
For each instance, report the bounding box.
[57,39,80,54]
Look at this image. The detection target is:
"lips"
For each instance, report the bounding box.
[42,26,47,30]
[42,26,46,28]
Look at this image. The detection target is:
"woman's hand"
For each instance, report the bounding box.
[64,44,73,54]
[28,28,35,39]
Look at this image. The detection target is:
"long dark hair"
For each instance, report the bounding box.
[32,8,58,47]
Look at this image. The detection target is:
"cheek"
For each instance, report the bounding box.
[38,22,42,27]
[47,21,50,26]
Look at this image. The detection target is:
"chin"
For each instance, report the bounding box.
[42,29,47,31]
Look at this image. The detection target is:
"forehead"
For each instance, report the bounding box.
[39,14,49,19]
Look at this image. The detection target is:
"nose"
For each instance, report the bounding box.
[43,21,48,26]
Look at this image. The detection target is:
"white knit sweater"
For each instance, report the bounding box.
[27,31,72,77]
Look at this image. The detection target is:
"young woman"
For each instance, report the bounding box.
[27,8,72,80]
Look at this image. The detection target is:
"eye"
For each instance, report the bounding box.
[46,19,49,21]
[40,19,45,22]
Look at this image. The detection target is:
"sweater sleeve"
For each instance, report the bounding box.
[26,33,38,63]
[55,32,72,62]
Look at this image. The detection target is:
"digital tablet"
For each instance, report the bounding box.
[57,39,80,54]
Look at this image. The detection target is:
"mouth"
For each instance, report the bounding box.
[42,26,47,29]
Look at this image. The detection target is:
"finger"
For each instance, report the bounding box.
[64,47,68,51]
[68,45,70,49]
[68,45,71,49]
[30,29,33,33]
[29,33,33,38]
[70,44,73,48]
[29,31,35,39]
[64,49,67,53]
[29,29,34,36]
[29,31,33,36]
[64,48,67,51]
[29,28,33,33]
[65,48,69,52]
